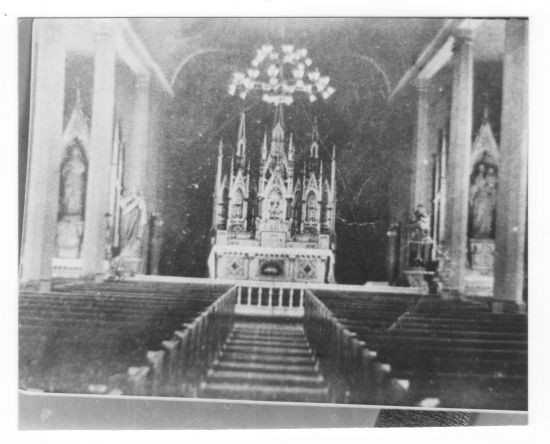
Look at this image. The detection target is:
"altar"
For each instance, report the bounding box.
[207,106,337,283]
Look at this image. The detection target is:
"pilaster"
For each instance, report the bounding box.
[80,22,117,278]
[20,19,66,289]
[440,30,474,296]
[492,20,528,309]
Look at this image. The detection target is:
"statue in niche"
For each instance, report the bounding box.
[119,188,148,257]
[59,143,87,218]
[268,190,283,219]
[470,163,497,238]
[306,192,318,222]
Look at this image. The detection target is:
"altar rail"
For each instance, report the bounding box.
[303,289,409,405]
[235,284,305,317]
[128,286,238,397]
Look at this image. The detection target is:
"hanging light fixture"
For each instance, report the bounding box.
[228,44,336,106]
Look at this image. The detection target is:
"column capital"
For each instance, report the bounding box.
[135,72,152,90]
[37,19,64,41]
[413,78,431,93]
[94,20,116,41]
[452,28,474,51]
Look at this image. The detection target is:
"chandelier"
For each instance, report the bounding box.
[228,44,335,106]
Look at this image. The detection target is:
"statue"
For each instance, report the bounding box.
[268,190,283,219]
[119,188,148,257]
[413,204,431,238]
[470,164,497,238]
[59,144,87,218]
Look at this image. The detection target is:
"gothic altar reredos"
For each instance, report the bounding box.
[208,106,337,283]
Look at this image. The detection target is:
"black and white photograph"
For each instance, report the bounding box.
[16,16,530,429]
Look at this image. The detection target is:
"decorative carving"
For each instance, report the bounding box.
[208,105,336,283]
[260,259,285,277]
[226,256,246,277]
[296,258,317,280]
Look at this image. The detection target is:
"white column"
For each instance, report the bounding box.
[412,78,432,211]
[80,22,116,278]
[126,73,151,195]
[493,20,528,309]
[20,20,66,290]
[441,30,474,296]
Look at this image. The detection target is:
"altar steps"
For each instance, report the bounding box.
[199,320,329,403]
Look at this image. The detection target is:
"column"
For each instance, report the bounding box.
[20,19,66,290]
[411,78,432,211]
[493,20,528,309]
[126,73,151,195]
[80,22,116,278]
[441,30,474,296]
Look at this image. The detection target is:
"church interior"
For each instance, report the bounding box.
[18,18,528,416]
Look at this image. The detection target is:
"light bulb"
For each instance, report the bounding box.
[282,44,294,54]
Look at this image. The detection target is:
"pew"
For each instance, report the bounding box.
[19,281,231,396]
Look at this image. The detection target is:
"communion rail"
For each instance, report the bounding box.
[303,289,407,405]
[128,286,238,397]
[234,283,305,317]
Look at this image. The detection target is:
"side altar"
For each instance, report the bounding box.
[208,106,336,283]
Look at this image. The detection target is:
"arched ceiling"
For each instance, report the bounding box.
[129,18,445,91]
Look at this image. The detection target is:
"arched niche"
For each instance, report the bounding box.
[468,115,499,275]
[56,92,90,259]
[305,190,318,223]
[231,188,244,219]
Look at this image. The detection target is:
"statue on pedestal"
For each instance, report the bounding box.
[60,144,87,217]
[56,142,88,259]
[119,188,148,258]
[469,163,497,239]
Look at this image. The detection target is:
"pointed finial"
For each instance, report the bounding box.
[483,104,490,123]
[312,117,319,141]
[75,76,82,110]
[289,133,294,161]
[218,139,223,156]
[274,103,284,129]
[238,112,246,141]
[261,130,268,160]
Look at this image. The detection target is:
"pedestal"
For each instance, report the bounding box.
[469,238,495,274]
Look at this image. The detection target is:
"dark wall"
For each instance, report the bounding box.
[157,42,395,284]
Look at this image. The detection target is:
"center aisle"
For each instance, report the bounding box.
[199,318,330,403]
